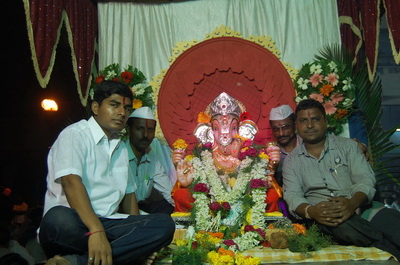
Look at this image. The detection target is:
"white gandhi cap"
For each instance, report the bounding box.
[269,105,294,120]
[129,106,156,121]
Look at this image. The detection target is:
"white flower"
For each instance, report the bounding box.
[184,226,196,240]
[106,70,117,80]
[191,149,268,232]
[295,95,308,103]
[342,77,352,91]
[297,77,309,90]
[328,61,338,72]
[132,83,148,96]
[310,64,323,74]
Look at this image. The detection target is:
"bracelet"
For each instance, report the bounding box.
[304,205,312,219]
[84,230,105,237]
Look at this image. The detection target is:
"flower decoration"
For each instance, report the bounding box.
[239,112,252,121]
[198,112,211,123]
[294,59,355,135]
[209,201,231,219]
[193,183,210,194]
[173,138,188,150]
[90,63,154,110]
[249,179,269,190]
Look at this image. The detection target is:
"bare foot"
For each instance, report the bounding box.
[46,255,70,265]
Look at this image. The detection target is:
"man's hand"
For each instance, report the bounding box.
[308,201,344,226]
[308,200,351,227]
[88,232,112,265]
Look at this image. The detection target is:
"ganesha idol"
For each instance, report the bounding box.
[171,92,282,227]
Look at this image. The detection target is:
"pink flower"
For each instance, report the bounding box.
[244,225,266,239]
[238,147,257,160]
[330,93,344,105]
[193,183,210,194]
[250,179,268,189]
[309,93,324,103]
[223,239,238,249]
[221,202,231,211]
[325,73,339,86]
[202,142,212,149]
[209,202,221,211]
[323,101,337,115]
[242,139,253,147]
[309,73,323,87]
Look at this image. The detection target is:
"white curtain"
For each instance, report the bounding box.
[98,0,341,79]
[97,0,343,182]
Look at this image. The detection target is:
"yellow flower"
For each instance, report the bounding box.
[173,138,188,149]
[245,209,253,224]
[228,177,236,188]
[175,239,188,247]
[185,155,194,162]
[132,99,143,109]
[234,134,247,141]
[258,152,269,161]
[198,112,211,123]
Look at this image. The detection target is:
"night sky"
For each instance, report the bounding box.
[1,1,87,207]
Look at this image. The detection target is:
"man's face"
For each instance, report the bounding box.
[296,107,327,144]
[92,94,132,137]
[270,117,296,147]
[129,118,156,153]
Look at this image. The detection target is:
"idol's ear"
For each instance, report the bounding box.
[194,123,214,145]
[239,120,258,140]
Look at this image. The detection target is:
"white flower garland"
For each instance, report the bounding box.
[191,149,269,231]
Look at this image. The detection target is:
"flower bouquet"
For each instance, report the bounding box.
[294,59,355,135]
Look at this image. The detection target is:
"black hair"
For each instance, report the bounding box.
[288,113,296,123]
[93,80,133,104]
[295,99,326,117]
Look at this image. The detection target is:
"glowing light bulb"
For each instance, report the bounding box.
[41,99,58,111]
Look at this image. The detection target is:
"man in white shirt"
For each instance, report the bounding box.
[126,107,174,214]
[39,81,175,265]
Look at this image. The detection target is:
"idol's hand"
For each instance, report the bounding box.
[176,160,194,188]
[172,149,185,166]
[266,145,280,167]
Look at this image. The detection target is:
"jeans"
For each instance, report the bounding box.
[39,206,175,265]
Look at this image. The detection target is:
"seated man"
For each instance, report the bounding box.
[269,105,302,187]
[172,92,281,213]
[126,107,175,214]
[283,99,400,260]
[39,81,175,265]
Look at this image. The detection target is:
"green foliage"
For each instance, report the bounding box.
[171,245,208,265]
[288,224,334,255]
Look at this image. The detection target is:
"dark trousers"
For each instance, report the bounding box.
[138,198,174,214]
[39,206,175,265]
[317,208,400,261]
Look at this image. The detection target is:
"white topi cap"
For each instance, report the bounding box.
[269,105,294,120]
[129,106,156,120]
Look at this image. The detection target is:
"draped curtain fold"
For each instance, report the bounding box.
[98,0,341,81]
[337,0,400,81]
[23,0,97,105]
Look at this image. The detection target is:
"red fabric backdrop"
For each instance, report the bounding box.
[25,0,97,102]
[337,0,400,80]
